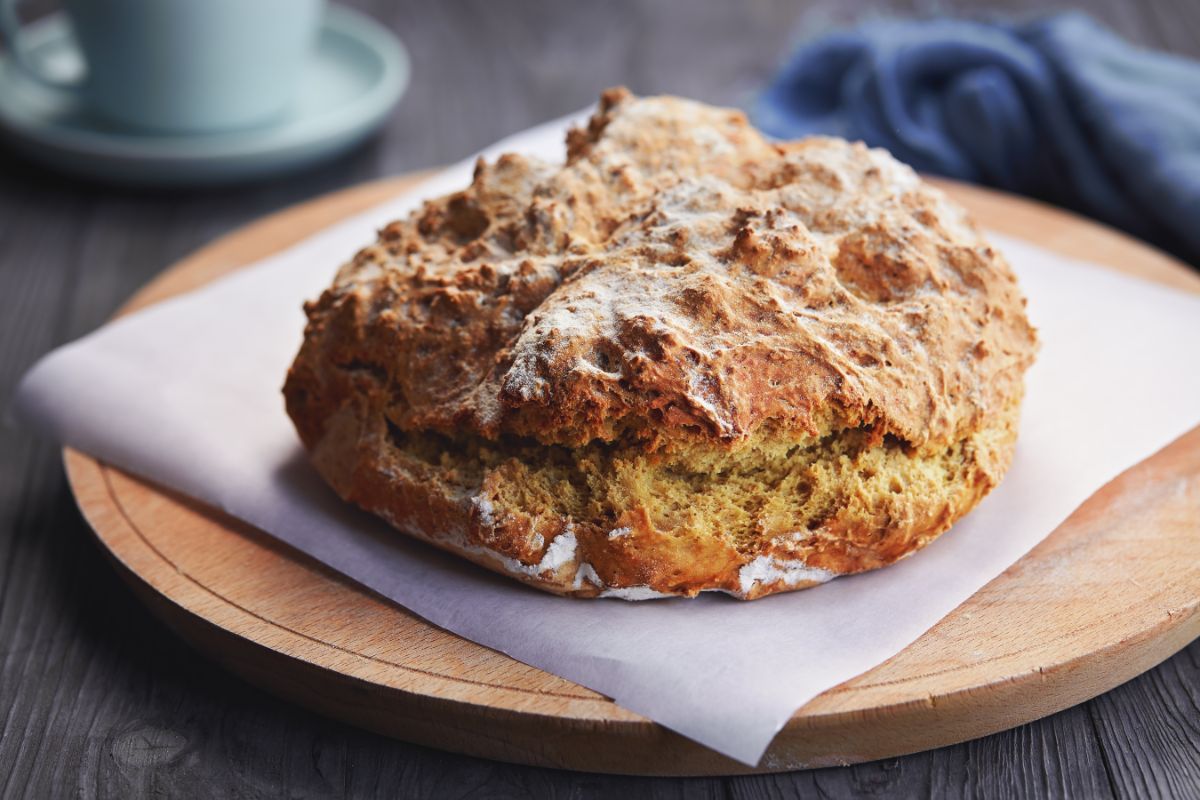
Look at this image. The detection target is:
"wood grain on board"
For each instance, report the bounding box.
[61,174,1200,775]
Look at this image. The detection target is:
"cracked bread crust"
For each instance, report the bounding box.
[284,88,1038,600]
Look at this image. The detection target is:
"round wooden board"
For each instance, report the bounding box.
[64,174,1200,776]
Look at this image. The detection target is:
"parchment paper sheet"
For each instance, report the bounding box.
[13,114,1200,766]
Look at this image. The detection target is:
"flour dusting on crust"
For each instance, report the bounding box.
[284,89,1038,600]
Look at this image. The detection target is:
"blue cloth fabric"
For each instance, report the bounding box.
[753,13,1200,266]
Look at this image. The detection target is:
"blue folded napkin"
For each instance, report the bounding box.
[753,13,1200,266]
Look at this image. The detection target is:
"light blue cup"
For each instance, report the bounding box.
[0,0,326,132]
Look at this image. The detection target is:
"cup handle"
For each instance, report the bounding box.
[0,0,85,91]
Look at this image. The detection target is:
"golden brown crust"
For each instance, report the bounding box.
[284,88,1038,600]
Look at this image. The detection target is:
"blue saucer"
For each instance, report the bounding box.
[0,6,410,186]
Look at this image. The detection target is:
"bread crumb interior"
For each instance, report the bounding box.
[381,405,1016,559]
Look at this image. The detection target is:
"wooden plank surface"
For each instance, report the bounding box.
[2,0,1199,796]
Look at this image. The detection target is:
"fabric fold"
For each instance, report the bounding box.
[754,13,1200,265]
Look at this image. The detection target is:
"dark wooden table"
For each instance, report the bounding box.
[3,1,1198,797]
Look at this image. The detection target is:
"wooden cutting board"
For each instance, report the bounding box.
[64,174,1200,776]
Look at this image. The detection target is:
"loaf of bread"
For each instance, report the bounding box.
[284,88,1038,600]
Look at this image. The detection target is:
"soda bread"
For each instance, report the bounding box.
[284,88,1038,599]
